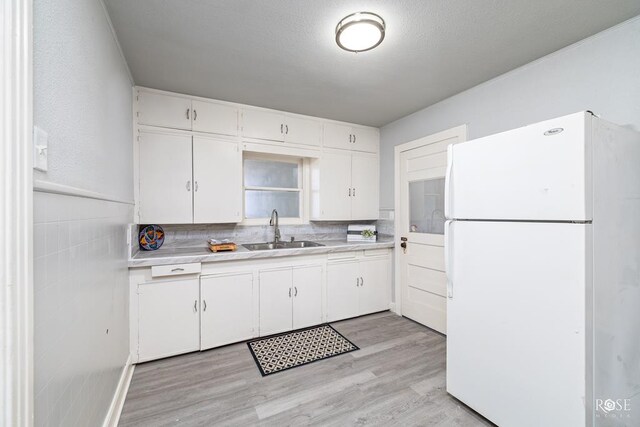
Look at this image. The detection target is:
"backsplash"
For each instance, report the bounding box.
[131,220,395,254]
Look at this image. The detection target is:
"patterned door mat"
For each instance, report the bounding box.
[247,324,359,376]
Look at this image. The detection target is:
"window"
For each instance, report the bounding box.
[409,177,445,234]
[243,154,303,220]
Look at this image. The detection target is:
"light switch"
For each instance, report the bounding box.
[33,126,48,171]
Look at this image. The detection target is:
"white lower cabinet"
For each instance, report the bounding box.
[200,272,255,350]
[259,265,323,336]
[131,250,390,363]
[327,253,391,322]
[137,278,200,362]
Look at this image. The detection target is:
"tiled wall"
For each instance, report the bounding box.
[33,191,132,426]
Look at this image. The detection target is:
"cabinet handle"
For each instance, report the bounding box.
[349,134,353,143]
[285,124,289,134]
[194,300,198,312]
[294,286,298,296]
[203,300,207,311]
[356,277,359,287]
[194,181,198,192]
[289,287,292,298]
[348,188,351,197]
[186,108,190,120]
[360,277,364,286]
[186,181,191,191]
[353,188,356,197]
[171,267,184,272]
[193,109,197,120]
[353,134,356,143]
[281,123,284,134]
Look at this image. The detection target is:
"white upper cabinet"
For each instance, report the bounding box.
[241,109,285,142]
[311,151,379,221]
[139,130,194,224]
[324,123,379,153]
[192,136,242,223]
[138,130,242,224]
[284,115,321,146]
[191,100,239,136]
[351,153,379,220]
[138,91,192,130]
[137,89,239,137]
[241,109,322,147]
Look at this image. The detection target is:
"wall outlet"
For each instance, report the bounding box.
[33,126,48,172]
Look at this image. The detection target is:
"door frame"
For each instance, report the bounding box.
[393,125,467,316]
[1,0,34,425]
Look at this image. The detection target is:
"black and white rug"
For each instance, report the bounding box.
[247,324,359,376]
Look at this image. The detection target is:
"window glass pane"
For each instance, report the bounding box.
[244,159,298,189]
[245,190,300,219]
[409,178,445,234]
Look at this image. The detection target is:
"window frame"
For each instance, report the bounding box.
[241,152,309,225]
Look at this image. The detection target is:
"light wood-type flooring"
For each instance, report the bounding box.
[119,311,493,426]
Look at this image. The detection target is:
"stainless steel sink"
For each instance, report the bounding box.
[243,241,324,251]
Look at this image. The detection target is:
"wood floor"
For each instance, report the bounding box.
[119,312,493,426]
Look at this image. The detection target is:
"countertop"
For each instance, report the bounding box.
[129,236,395,267]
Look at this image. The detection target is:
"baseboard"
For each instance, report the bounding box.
[103,354,135,427]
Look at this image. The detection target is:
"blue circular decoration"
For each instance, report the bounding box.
[139,225,164,251]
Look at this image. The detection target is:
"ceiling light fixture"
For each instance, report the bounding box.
[335,12,385,53]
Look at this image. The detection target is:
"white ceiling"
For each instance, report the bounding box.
[104,0,640,127]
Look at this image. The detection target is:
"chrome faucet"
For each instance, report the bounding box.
[269,209,281,243]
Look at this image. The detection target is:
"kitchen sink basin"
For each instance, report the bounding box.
[243,241,325,251]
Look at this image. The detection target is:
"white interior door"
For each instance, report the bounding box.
[137,279,200,362]
[292,266,323,329]
[396,126,466,333]
[139,131,193,224]
[351,152,379,220]
[192,136,242,223]
[259,269,292,335]
[446,221,587,427]
[200,273,254,350]
[449,112,589,221]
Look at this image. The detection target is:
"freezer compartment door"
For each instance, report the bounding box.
[449,112,591,221]
[446,221,588,427]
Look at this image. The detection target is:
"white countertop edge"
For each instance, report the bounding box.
[129,239,395,267]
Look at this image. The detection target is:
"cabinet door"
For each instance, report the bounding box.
[351,127,379,153]
[316,151,352,220]
[191,100,239,136]
[242,109,285,142]
[137,279,200,362]
[323,123,353,150]
[192,136,242,223]
[351,152,379,220]
[259,269,292,335]
[139,131,193,224]
[200,273,255,350]
[292,265,323,329]
[284,115,321,147]
[358,256,391,315]
[138,91,192,130]
[326,262,359,322]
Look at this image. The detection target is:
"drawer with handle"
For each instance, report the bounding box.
[151,262,201,278]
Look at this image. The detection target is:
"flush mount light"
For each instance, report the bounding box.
[335,12,385,53]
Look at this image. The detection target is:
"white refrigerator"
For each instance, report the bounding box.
[445,112,640,427]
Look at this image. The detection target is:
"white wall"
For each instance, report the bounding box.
[32,0,133,425]
[379,16,640,209]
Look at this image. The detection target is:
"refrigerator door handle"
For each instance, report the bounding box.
[444,144,454,219]
[444,220,454,298]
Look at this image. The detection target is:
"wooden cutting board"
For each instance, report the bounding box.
[208,242,237,252]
